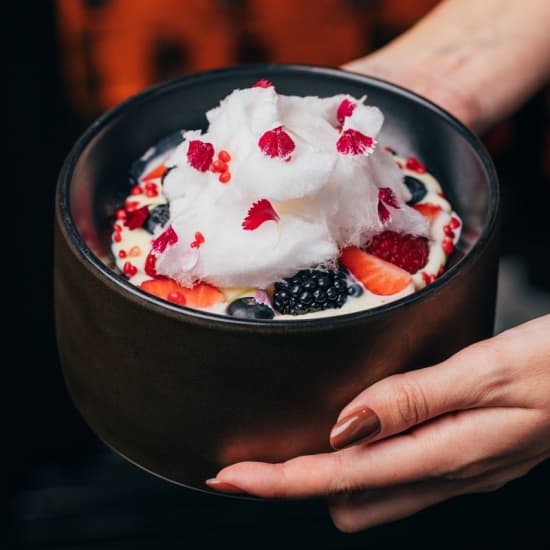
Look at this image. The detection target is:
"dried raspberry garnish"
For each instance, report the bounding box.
[144,251,158,277]
[252,79,274,88]
[336,99,356,124]
[242,199,280,231]
[152,225,178,253]
[124,205,149,230]
[405,156,426,173]
[187,140,215,172]
[258,126,295,159]
[190,231,205,249]
[366,230,429,274]
[336,129,374,155]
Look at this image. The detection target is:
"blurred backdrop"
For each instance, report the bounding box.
[7,1,549,548]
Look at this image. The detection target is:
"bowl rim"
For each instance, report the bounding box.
[56,62,500,331]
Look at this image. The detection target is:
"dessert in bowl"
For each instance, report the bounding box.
[54,64,499,493]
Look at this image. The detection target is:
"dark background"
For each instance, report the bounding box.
[7,1,549,548]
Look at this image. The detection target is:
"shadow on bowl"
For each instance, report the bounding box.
[54,64,499,494]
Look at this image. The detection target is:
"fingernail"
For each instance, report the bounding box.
[330,407,381,450]
[205,478,246,494]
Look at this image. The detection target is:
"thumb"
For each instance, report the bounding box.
[329,340,501,450]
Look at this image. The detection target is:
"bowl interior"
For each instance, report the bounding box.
[61,64,498,317]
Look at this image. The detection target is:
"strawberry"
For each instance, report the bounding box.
[140,279,224,308]
[412,203,442,223]
[142,163,168,181]
[366,230,429,274]
[340,247,411,295]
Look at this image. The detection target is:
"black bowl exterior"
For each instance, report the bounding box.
[54,64,499,492]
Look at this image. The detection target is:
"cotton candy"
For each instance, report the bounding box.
[155,87,428,288]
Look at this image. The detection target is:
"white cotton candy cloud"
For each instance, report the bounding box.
[155,86,428,288]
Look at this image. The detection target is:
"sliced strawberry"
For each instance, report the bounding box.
[142,163,168,181]
[139,279,224,308]
[340,247,411,295]
[183,283,225,308]
[140,279,186,303]
[412,203,442,223]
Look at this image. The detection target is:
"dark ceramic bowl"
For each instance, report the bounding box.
[55,64,499,494]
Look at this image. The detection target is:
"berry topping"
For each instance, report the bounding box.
[218,150,231,162]
[151,225,178,253]
[139,279,224,308]
[252,79,274,88]
[242,199,280,231]
[442,238,454,256]
[144,251,159,277]
[405,156,426,174]
[218,171,231,184]
[336,129,374,156]
[272,268,349,315]
[340,247,411,296]
[336,99,356,124]
[450,216,461,229]
[144,203,170,234]
[226,297,275,320]
[366,230,429,274]
[412,203,442,223]
[124,205,150,230]
[187,140,215,172]
[403,175,427,204]
[142,163,168,181]
[258,126,295,159]
[190,231,205,249]
[122,261,138,277]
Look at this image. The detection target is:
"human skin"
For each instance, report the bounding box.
[206,0,550,532]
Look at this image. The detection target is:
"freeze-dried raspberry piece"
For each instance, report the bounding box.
[258,126,295,159]
[187,140,214,172]
[336,129,374,155]
[124,205,149,230]
[152,225,178,253]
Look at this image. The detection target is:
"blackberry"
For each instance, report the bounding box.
[272,268,349,315]
[144,203,170,234]
[403,175,427,204]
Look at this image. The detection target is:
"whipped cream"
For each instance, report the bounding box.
[155,86,429,288]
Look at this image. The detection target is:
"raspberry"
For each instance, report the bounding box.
[187,140,214,172]
[366,231,429,274]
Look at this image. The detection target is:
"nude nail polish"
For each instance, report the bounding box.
[329,407,381,450]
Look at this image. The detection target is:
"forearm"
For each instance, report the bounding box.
[345,0,550,132]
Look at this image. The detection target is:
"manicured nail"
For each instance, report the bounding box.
[205,478,246,494]
[330,407,381,450]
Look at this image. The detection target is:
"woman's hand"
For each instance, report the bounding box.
[207,315,550,532]
[343,0,550,134]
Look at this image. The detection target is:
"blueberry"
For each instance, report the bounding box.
[144,203,170,234]
[226,297,274,320]
[404,175,427,204]
[347,283,364,297]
